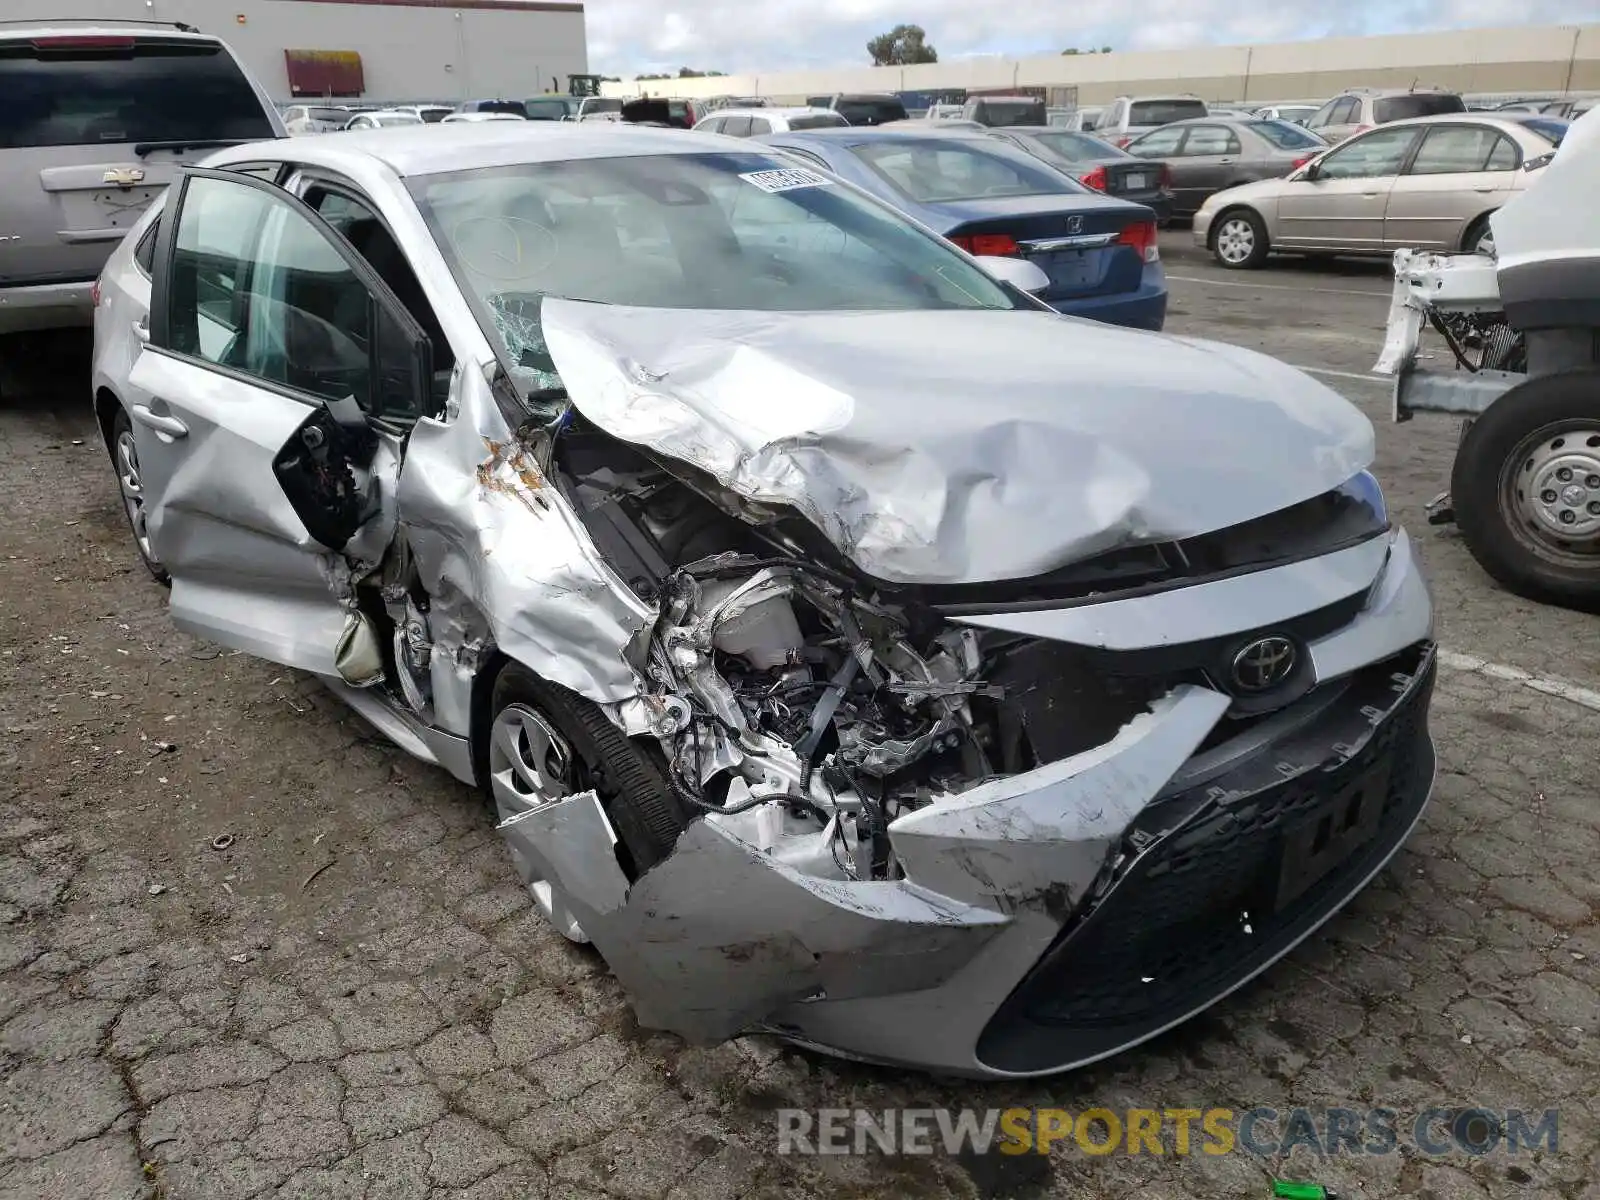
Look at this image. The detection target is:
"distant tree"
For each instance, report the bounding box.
[1062,48,1079,54]
[1062,46,1114,55]
[867,24,938,66]
[676,67,727,77]
[1101,45,1113,53]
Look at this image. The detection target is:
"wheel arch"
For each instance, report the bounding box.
[94,387,123,455]
[1460,209,1497,253]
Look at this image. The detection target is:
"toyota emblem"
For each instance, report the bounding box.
[1231,635,1297,692]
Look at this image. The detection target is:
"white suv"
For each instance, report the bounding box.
[0,20,283,338]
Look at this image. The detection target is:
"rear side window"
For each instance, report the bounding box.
[747,117,772,135]
[721,115,752,137]
[1374,94,1465,124]
[134,220,159,274]
[0,36,275,150]
[1128,99,1208,126]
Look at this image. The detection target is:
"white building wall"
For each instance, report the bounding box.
[604,23,1600,106]
[4,0,588,103]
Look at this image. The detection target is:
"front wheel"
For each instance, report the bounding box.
[1211,209,1270,269]
[1451,370,1600,612]
[485,664,689,939]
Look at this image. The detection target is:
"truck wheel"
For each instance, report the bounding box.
[1451,370,1600,612]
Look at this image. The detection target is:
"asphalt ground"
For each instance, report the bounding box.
[1,233,1597,1200]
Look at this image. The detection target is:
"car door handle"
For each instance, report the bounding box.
[132,318,149,344]
[1218,158,1234,164]
[130,404,188,438]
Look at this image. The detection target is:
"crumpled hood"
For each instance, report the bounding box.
[540,301,1373,585]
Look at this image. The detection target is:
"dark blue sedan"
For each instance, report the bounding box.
[758,127,1168,331]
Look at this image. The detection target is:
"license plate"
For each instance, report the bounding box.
[1036,250,1094,290]
[1275,763,1392,912]
[1124,172,1148,190]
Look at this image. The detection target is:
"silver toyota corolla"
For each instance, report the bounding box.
[90,124,1437,1079]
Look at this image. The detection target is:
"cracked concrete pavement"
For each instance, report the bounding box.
[2,243,1598,1199]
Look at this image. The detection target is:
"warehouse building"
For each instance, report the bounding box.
[4,0,588,103]
[605,22,1600,109]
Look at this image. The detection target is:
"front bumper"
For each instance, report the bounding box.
[1192,207,1215,247]
[500,528,1436,1077]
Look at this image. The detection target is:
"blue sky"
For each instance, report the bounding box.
[586,0,1595,78]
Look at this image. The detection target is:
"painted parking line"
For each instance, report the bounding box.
[1166,273,1391,299]
[1438,649,1600,713]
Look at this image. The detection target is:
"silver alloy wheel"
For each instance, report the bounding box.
[488,702,589,941]
[115,429,158,565]
[1500,422,1600,564]
[1215,216,1256,265]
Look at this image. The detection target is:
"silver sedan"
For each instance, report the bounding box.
[89,123,1436,1078]
[1194,114,1565,268]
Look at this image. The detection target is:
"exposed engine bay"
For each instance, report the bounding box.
[539,417,1158,884]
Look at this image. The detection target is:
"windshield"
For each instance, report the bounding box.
[1128,99,1208,126]
[1514,117,1568,147]
[978,100,1046,128]
[1247,120,1325,149]
[409,152,1016,389]
[835,98,907,125]
[852,139,1075,202]
[373,113,422,127]
[0,36,274,149]
[788,113,847,130]
[307,107,347,123]
[524,97,576,119]
[1374,94,1465,123]
[583,98,623,114]
[1028,131,1117,162]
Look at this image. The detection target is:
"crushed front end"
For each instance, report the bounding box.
[496,406,1436,1077]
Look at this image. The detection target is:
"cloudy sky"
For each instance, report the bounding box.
[586,0,1594,78]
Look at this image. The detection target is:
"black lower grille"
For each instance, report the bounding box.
[976,642,1436,1075]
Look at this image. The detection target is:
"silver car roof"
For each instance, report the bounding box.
[206,123,747,178]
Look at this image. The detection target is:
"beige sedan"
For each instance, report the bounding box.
[1192,115,1565,269]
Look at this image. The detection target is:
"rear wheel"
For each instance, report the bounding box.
[1464,213,1496,257]
[1451,370,1600,612]
[485,664,689,937]
[1211,208,1269,269]
[110,408,169,585]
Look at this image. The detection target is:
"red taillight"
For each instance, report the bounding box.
[1158,163,1173,189]
[1352,125,1372,135]
[90,279,102,308]
[1117,220,1160,264]
[1079,165,1107,191]
[951,233,1020,257]
[1115,136,1133,148]
[1291,154,1313,170]
[30,36,136,50]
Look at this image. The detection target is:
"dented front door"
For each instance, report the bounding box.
[128,168,413,674]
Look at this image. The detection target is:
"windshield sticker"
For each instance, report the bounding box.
[739,167,835,194]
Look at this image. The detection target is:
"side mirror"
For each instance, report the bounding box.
[1299,161,1321,182]
[975,255,1050,294]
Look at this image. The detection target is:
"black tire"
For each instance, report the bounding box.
[109,407,170,586]
[1451,370,1600,613]
[1462,212,1495,256]
[1210,207,1270,270]
[488,663,689,875]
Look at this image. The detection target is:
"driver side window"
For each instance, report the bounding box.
[1314,127,1418,180]
[158,175,424,421]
